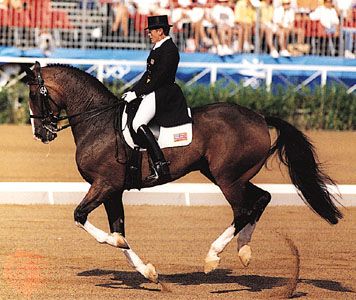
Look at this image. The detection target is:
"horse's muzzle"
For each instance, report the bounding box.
[34,126,57,143]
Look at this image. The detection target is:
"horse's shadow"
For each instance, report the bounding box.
[77,268,354,295]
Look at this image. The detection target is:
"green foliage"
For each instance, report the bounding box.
[0,82,30,124]
[0,88,10,123]
[2,80,355,130]
[181,81,355,130]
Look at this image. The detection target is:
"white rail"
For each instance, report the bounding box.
[1,56,356,91]
[0,182,355,206]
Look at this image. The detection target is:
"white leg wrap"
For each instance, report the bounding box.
[204,225,235,273]
[122,249,147,274]
[208,225,236,256]
[122,249,158,283]
[76,221,129,248]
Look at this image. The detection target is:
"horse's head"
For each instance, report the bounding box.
[25,61,59,143]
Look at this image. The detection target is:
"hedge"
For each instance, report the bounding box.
[180,82,355,130]
[1,81,355,130]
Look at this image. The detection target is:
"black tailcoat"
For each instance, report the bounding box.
[131,38,191,127]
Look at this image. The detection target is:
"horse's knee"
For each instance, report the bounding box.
[74,206,87,225]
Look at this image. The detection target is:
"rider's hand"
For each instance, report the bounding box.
[122,91,137,103]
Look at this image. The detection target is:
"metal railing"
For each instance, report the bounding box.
[0,1,355,57]
[1,56,355,93]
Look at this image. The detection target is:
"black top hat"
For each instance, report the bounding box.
[145,15,172,30]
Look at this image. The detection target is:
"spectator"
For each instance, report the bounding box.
[155,0,171,15]
[171,0,191,30]
[197,0,221,53]
[171,0,195,51]
[309,0,339,33]
[38,29,55,57]
[296,0,318,13]
[333,0,354,15]
[273,0,295,56]
[111,0,132,37]
[234,0,256,53]
[333,0,355,58]
[171,0,192,30]
[260,0,279,57]
[211,0,235,55]
[0,0,22,10]
[309,0,339,55]
[132,0,158,15]
[190,0,206,51]
[132,0,159,32]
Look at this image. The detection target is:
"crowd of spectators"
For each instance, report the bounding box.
[0,0,354,57]
[108,0,356,58]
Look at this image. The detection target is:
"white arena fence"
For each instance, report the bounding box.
[0,182,355,206]
[1,56,356,93]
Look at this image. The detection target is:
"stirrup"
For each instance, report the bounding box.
[145,161,171,184]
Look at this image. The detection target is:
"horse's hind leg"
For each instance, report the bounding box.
[204,181,270,273]
[236,182,271,266]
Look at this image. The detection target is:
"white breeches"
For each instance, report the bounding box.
[132,92,156,132]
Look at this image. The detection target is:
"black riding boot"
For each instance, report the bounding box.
[137,125,170,183]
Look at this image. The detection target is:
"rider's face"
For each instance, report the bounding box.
[147,28,164,44]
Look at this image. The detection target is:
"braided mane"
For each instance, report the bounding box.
[46,64,119,100]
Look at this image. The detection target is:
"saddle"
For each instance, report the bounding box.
[121,99,192,189]
[122,99,192,150]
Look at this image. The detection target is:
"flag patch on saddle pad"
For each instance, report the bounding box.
[174,132,188,142]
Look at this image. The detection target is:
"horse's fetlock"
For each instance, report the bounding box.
[74,209,87,225]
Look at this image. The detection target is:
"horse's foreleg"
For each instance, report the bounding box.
[74,183,158,283]
[103,191,159,283]
[74,182,129,248]
[121,249,159,283]
[204,225,235,273]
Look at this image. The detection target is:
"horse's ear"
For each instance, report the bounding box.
[34,61,41,72]
[23,65,35,84]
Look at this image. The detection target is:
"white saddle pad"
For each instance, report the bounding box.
[122,107,192,149]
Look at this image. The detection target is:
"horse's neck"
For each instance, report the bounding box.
[64,89,116,146]
[48,68,117,145]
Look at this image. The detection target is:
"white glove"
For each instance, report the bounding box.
[122,91,137,103]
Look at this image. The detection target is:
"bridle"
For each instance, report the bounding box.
[28,68,70,133]
[28,66,124,134]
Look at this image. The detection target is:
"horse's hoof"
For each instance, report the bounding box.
[144,263,158,283]
[238,245,252,267]
[204,257,221,274]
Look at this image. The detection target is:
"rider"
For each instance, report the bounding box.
[121,15,191,183]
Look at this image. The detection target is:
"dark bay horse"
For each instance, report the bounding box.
[25,62,342,283]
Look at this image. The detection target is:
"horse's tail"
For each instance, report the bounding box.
[265,116,343,224]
